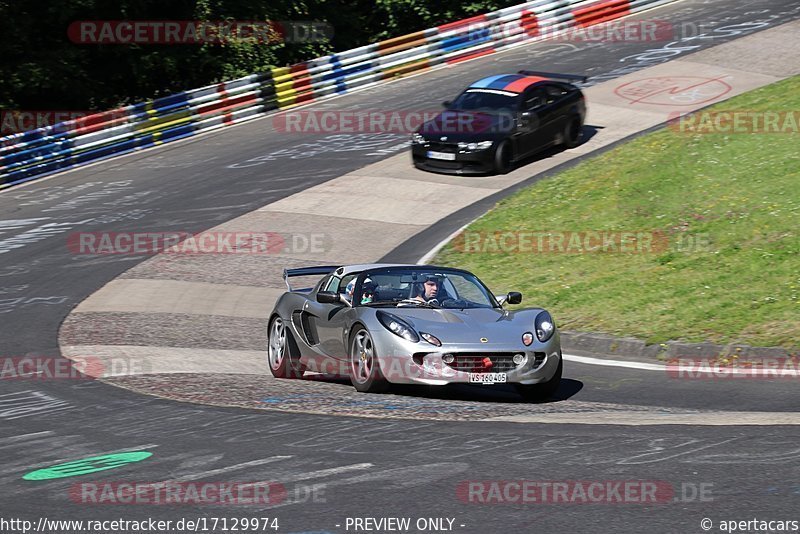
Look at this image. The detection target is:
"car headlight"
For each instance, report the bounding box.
[457,140,493,151]
[411,132,427,145]
[377,310,419,343]
[535,311,555,342]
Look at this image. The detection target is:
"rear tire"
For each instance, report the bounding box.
[267,317,305,379]
[493,140,513,174]
[562,116,583,149]
[515,356,562,402]
[349,327,389,393]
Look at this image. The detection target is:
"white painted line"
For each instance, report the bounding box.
[417,221,471,265]
[245,462,375,509]
[122,456,296,494]
[276,462,374,483]
[564,353,800,376]
[0,431,53,446]
[487,412,800,426]
[0,371,45,380]
[171,456,293,482]
[563,353,665,372]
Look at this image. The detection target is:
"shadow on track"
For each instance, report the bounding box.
[301,373,584,404]
[510,124,603,173]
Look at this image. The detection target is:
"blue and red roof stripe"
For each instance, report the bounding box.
[469,74,547,93]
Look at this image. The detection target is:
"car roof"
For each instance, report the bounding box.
[469,74,548,94]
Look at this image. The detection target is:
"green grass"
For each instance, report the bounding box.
[436,75,800,349]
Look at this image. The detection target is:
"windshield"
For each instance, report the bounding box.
[353,268,499,309]
[450,89,519,112]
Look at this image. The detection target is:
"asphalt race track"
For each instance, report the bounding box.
[2,1,800,532]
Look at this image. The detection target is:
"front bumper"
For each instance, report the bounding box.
[411,144,495,175]
[373,330,562,386]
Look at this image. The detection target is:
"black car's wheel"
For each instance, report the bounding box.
[562,116,583,148]
[493,140,513,174]
[515,356,562,402]
[349,327,389,393]
[267,316,305,378]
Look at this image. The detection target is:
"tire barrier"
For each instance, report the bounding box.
[0,0,679,189]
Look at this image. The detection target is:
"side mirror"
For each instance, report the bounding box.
[442,100,452,108]
[506,292,523,305]
[316,291,341,304]
[519,111,534,128]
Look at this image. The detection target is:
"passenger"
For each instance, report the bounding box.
[345,278,376,305]
[361,281,377,304]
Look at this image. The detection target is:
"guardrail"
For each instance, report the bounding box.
[0,0,678,189]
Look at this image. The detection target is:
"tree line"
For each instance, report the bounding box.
[0,0,514,112]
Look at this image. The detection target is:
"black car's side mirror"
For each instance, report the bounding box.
[316,291,340,304]
[506,292,523,305]
[442,100,452,108]
[519,111,534,128]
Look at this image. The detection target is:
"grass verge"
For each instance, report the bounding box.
[435,75,800,349]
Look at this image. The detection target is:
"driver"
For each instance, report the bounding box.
[413,275,441,303]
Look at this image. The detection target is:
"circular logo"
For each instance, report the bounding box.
[615,77,732,107]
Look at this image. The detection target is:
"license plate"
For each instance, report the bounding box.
[469,372,507,384]
[427,150,456,161]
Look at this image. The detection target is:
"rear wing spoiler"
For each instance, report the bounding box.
[283,265,340,291]
[518,70,588,84]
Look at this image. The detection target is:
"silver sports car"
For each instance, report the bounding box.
[267,264,562,401]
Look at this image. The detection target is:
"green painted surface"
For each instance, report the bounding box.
[23,451,153,481]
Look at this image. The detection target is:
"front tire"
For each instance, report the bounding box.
[267,317,305,379]
[515,356,562,402]
[493,140,513,174]
[349,327,389,393]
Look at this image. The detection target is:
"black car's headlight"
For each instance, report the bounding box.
[411,132,427,145]
[457,140,493,151]
[377,310,419,343]
[535,311,555,342]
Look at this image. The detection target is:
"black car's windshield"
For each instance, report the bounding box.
[449,89,519,112]
[354,268,499,309]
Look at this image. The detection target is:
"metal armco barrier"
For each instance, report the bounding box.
[0,0,679,189]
